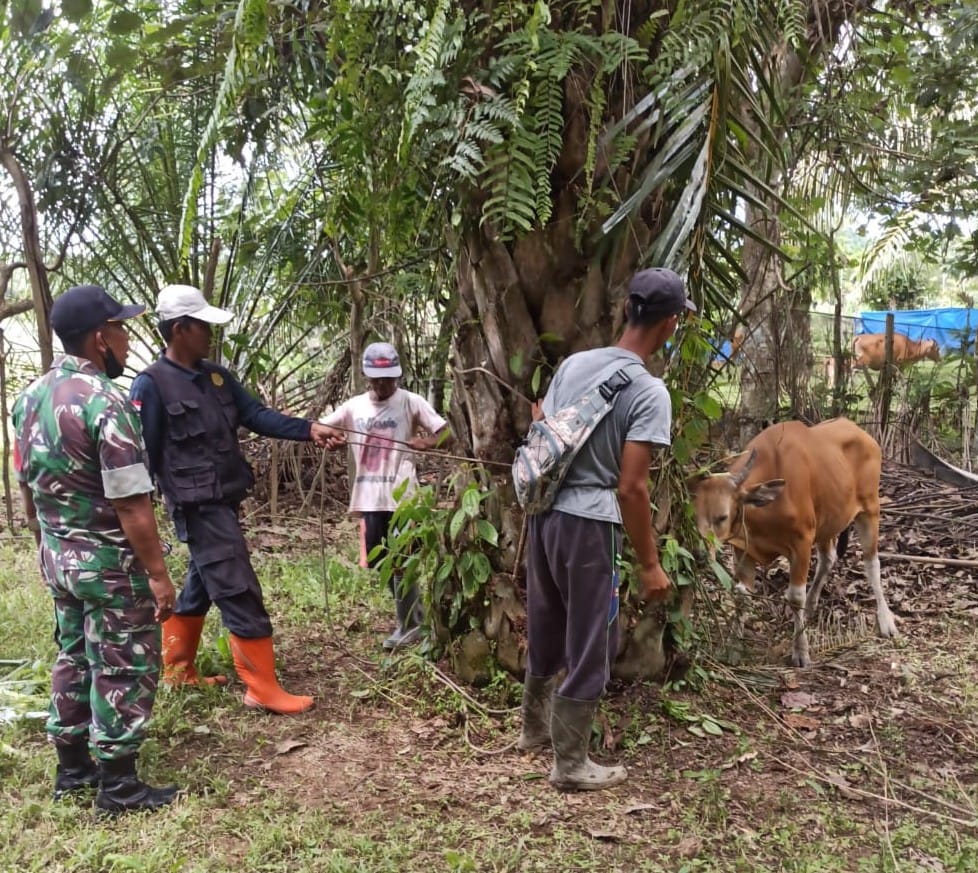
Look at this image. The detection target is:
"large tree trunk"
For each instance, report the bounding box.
[0,150,54,368]
[446,212,668,681]
[736,0,868,437]
[738,207,785,440]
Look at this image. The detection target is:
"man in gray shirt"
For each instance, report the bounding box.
[518,267,695,791]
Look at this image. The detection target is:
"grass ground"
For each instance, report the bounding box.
[2,513,978,873]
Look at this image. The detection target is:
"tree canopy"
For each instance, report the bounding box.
[3,0,978,675]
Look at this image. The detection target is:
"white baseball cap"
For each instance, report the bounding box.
[157,284,234,324]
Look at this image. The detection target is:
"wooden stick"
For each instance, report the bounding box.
[879,551,978,569]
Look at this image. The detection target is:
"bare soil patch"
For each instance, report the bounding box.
[164,459,978,870]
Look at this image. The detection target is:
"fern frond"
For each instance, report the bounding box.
[443,139,485,180]
[476,96,521,127]
[399,0,452,161]
[481,130,540,238]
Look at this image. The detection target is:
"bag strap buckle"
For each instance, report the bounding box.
[598,368,633,401]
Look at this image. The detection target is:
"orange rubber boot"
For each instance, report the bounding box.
[162,614,227,687]
[229,634,313,714]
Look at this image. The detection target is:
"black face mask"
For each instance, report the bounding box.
[103,345,125,379]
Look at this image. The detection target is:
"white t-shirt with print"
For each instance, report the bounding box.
[321,388,448,513]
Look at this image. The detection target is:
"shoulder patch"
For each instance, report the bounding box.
[211,372,224,388]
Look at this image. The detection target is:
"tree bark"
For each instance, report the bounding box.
[448,214,669,679]
[0,150,54,369]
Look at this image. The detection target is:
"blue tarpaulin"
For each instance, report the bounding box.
[714,339,735,363]
[856,308,978,354]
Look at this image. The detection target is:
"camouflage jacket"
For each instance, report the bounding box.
[12,355,154,572]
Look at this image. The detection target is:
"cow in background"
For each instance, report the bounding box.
[690,418,897,667]
[853,332,940,370]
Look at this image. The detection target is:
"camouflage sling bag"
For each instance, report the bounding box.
[512,362,639,515]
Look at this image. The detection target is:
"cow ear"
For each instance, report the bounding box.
[685,469,711,491]
[743,478,785,507]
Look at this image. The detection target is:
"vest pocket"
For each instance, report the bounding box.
[165,400,207,441]
[171,464,221,503]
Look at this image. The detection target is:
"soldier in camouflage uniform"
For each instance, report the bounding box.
[13,284,180,815]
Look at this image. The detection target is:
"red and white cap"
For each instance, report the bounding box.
[362,342,402,378]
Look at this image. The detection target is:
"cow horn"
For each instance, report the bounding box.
[728,448,757,488]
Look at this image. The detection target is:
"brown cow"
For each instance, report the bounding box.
[852,332,940,370]
[691,418,897,667]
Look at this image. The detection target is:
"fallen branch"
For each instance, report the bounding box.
[879,551,978,569]
[771,753,978,829]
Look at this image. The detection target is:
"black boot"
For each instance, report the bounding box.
[53,742,99,800]
[95,754,178,816]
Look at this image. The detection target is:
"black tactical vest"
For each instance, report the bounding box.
[142,359,255,507]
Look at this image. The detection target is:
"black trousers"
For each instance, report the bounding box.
[171,502,272,638]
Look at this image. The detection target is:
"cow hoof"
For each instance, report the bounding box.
[791,652,811,668]
[878,613,898,638]
[784,589,806,610]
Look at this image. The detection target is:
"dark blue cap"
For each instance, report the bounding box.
[50,285,145,342]
[628,268,697,319]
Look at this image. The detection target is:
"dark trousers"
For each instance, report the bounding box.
[362,511,409,606]
[361,511,395,569]
[171,502,272,638]
[525,510,621,701]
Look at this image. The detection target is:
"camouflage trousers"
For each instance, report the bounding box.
[42,550,162,762]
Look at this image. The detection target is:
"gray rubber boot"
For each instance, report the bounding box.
[517,675,556,750]
[383,577,423,650]
[549,694,627,791]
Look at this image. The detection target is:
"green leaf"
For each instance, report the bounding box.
[475,519,498,546]
[241,0,268,44]
[65,52,92,91]
[108,10,142,34]
[470,552,492,586]
[105,42,140,70]
[661,698,691,720]
[693,393,723,421]
[461,486,481,518]
[61,0,93,22]
[435,556,455,582]
[449,509,467,543]
[708,558,734,591]
[671,436,691,465]
[701,718,724,736]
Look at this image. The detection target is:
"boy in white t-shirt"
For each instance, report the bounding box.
[321,342,450,649]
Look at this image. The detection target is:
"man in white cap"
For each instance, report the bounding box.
[320,341,450,649]
[130,285,331,715]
